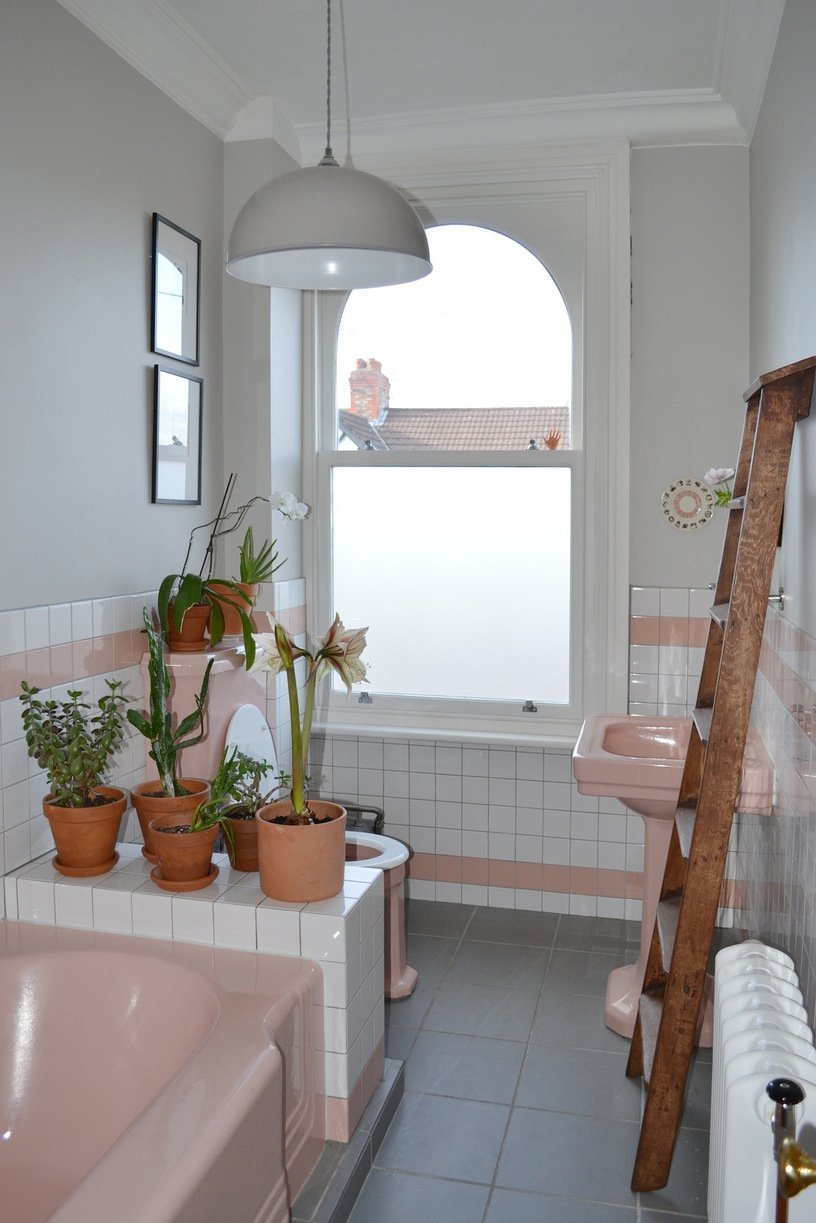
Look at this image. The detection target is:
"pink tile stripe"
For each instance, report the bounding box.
[407,854,637,900]
[0,630,145,701]
[630,615,708,648]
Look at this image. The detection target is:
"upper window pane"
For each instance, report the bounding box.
[335,225,572,452]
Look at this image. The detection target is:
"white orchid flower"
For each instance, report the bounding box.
[270,491,310,521]
[704,467,735,486]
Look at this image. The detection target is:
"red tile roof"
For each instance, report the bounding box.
[338,407,570,451]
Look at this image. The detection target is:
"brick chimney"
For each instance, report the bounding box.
[348,358,390,422]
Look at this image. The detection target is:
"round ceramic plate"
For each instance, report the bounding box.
[661,478,715,530]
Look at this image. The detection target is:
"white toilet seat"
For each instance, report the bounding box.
[224,704,278,790]
[345,830,409,870]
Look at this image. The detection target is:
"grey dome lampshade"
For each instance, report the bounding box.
[226,159,432,290]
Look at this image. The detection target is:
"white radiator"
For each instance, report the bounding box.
[709,940,816,1222]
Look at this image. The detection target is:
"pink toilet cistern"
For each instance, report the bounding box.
[573,714,773,1043]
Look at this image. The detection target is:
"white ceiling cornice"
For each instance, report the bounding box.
[55,0,253,138]
[55,0,785,157]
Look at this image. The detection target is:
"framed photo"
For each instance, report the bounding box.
[151,213,200,365]
[152,365,202,505]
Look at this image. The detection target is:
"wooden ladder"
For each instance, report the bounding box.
[626,356,816,1192]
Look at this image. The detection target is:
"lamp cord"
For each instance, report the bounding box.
[323,0,337,163]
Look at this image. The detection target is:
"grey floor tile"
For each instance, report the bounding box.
[529,986,629,1053]
[348,1168,490,1223]
[487,1187,637,1222]
[544,946,625,997]
[404,932,458,981]
[406,899,475,938]
[465,906,559,946]
[496,1107,640,1206]
[384,1024,418,1060]
[515,1045,641,1121]
[448,939,551,991]
[683,1055,713,1130]
[638,1124,709,1217]
[375,1091,510,1184]
[384,970,438,1030]
[424,979,539,1041]
[405,1029,525,1104]
[554,913,641,953]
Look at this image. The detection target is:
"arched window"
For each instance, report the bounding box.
[306,147,629,740]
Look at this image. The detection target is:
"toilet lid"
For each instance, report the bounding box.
[224,705,278,790]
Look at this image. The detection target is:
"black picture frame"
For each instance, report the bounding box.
[151,213,201,365]
[152,365,202,505]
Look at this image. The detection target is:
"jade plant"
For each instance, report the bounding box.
[20,680,129,808]
[127,609,213,797]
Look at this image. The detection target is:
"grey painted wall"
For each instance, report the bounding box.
[0,0,225,610]
[629,145,749,590]
[749,0,816,641]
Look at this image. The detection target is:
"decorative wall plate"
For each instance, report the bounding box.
[661,478,715,530]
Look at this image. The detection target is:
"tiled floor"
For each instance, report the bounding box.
[348,901,712,1222]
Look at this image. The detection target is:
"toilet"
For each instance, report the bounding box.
[225,705,417,999]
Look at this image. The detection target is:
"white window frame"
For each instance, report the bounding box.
[303,142,630,745]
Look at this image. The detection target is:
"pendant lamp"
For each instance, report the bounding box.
[226,0,431,290]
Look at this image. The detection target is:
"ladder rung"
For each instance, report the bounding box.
[675,805,697,858]
[639,993,663,1086]
[657,896,681,972]
[692,707,712,744]
[710,602,729,628]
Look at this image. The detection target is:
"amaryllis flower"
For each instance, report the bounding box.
[249,621,301,674]
[316,617,369,692]
[704,467,735,486]
[270,491,309,521]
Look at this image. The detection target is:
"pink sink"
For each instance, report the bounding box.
[572,713,773,1040]
[573,714,773,820]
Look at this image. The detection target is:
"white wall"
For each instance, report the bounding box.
[0,0,225,611]
[749,0,816,640]
[222,139,305,585]
[629,146,750,589]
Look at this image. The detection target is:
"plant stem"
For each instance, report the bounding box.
[285,660,306,818]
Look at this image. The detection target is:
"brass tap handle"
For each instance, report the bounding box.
[779,1137,816,1200]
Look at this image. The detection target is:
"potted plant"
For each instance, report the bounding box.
[127,609,213,863]
[249,615,368,901]
[147,749,238,891]
[20,679,130,876]
[160,478,308,666]
[216,748,281,872]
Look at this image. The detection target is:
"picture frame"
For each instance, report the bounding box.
[151,213,200,365]
[152,365,202,505]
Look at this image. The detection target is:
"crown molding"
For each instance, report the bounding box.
[55,0,252,138]
[294,89,747,167]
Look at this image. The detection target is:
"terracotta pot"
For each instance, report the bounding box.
[43,786,127,877]
[225,812,259,872]
[210,581,258,637]
[256,800,346,902]
[167,602,210,652]
[130,778,211,863]
[149,812,220,891]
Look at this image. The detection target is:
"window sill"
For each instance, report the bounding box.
[313,717,578,751]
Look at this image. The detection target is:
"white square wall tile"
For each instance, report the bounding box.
[24,606,50,651]
[0,610,26,654]
[659,588,690,617]
[49,603,73,646]
[630,586,659,616]
[171,896,214,944]
[18,878,56,923]
[71,601,94,640]
[257,903,302,956]
[132,889,173,939]
[54,882,94,928]
[213,899,258,950]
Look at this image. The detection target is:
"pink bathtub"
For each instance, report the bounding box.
[0,922,324,1223]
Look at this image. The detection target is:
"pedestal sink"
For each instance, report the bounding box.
[573,714,773,1040]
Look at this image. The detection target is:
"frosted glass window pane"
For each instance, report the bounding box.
[332,467,570,703]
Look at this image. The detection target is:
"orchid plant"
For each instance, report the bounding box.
[251,616,368,824]
[704,466,735,507]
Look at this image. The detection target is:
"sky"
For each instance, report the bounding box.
[335,224,572,413]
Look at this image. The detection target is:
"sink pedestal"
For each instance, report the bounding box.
[571,712,774,1044]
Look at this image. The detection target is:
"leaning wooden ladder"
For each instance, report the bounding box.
[627,355,816,1191]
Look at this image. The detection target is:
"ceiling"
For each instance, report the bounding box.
[56,0,785,162]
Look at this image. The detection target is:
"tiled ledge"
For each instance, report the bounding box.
[3,845,385,1130]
